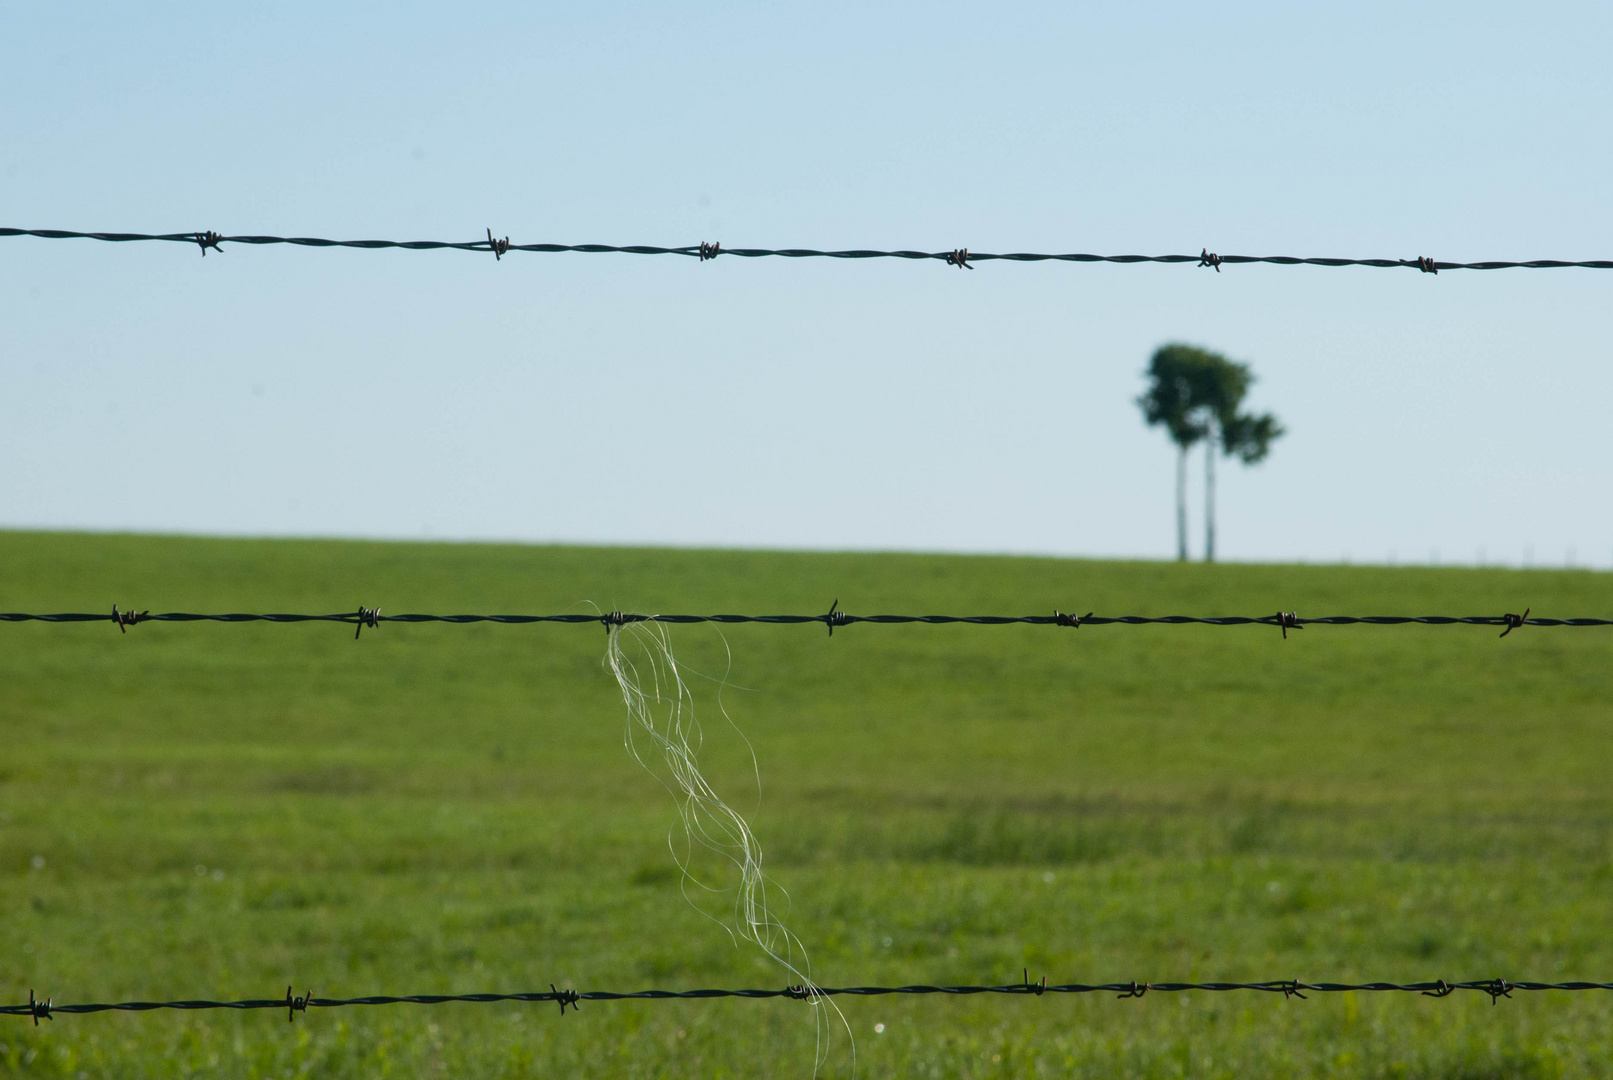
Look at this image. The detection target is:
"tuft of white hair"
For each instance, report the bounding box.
[603,618,851,1074]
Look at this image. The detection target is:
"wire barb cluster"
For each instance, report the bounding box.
[110,605,147,633]
[485,228,510,261]
[5,228,1612,273]
[285,987,312,1023]
[1500,607,1530,638]
[353,606,381,640]
[3,607,1608,636]
[8,977,1610,1022]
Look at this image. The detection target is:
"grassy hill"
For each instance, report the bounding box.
[2,532,1610,1078]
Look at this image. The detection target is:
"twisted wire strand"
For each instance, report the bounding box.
[7,978,1611,1021]
[3,229,1610,271]
[2,611,1609,629]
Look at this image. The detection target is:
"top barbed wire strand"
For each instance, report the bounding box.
[3,229,1613,271]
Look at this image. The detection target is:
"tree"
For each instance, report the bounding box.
[1137,345,1213,561]
[1138,344,1283,562]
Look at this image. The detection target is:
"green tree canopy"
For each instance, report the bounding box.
[1137,344,1283,561]
[1137,344,1217,452]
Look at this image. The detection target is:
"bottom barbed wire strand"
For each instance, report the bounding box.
[8,978,1612,1018]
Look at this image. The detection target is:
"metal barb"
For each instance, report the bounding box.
[354,606,381,640]
[1282,980,1307,1000]
[602,611,626,633]
[111,605,147,633]
[1023,969,1046,996]
[1500,607,1530,638]
[28,990,50,1026]
[486,228,510,260]
[1276,611,1303,639]
[784,984,817,1001]
[195,231,223,256]
[1422,980,1455,998]
[1053,610,1094,629]
[285,986,311,1022]
[551,984,579,1016]
[698,241,721,261]
[1199,248,1221,271]
[1416,255,1439,274]
[823,599,851,637]
[1117,981,1149,999]
[945,248,972,269]
[1486,979,1513,1005]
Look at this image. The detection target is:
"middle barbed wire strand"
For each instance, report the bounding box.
[0,610,1606,630]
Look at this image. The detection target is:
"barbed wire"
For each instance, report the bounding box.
[0,605,1606,638]
[7,977,1610,1025]
[4,228,1611,273]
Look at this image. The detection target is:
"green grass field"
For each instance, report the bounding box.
[2,531,1610,1078]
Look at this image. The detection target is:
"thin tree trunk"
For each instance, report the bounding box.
[1176,445,1188,561]
[1204,434,1217,563]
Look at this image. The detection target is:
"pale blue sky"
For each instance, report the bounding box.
[3,3,1610,566]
